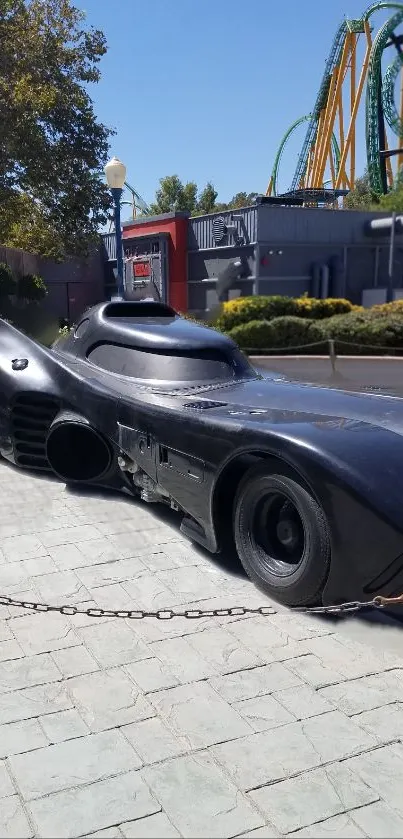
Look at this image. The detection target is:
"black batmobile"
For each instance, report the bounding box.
[1,299,403,608]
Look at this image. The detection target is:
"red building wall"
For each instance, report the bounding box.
[122,213,188,311]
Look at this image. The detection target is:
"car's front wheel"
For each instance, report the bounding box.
[233,463,331,606]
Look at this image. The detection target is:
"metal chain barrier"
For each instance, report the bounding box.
[0,593,403,620]
[245,338,403,355]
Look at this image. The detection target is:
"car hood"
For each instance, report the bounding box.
[192,374,403,435]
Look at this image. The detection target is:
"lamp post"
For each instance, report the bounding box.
[104,156,127,299]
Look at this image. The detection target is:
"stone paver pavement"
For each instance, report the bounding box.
[1,461,403,838]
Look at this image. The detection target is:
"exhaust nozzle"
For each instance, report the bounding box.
[46,411,112,483]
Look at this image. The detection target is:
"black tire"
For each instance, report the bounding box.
[233,462,331,606]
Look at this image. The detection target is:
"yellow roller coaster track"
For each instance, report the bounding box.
[267,3,403,200]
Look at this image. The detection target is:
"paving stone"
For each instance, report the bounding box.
[0,683,73,725]
[289,813,366,838]
[320,671,403,715]
[0,639,24,662]
[150,681,251,749]
[186,626,262,674]
[86,829,123,838]
[299,709,376,763]
[227,615,291,661]
[345,743,403,815]
[72,537,135,565]
[125,657,180,693]
[1,534,48,561]
[22,555,58,577]
[78,620,151,668]
[0,719,48,758]
[66,668,154,732]
[76,556,148,589]
[233,693,295,732]
[349,800,403,837]
[0,564,30,593]
[28,770,159,838]
[267,612,332,641]
[38,524,101,547]
[248,762,377,834]
[213,710,375,791]
[157,566,225,599]
[120,812,180,838]
[51,645,99,678]
[0,652,61,693]
[301,634,400,679]
[274,684,333,720]
[9,612,79,655]
[122,573,188,611]
[39,709,88,743]
[0,621,13,642]
[286,653,348,688]
[0,795,33,838]
[236,828,278,838]
[208,662,304,704]
[111,529,178,554]
[89,583,134,611]
[9,729,141,800]
[353,701,403,743]
[123,716,187,763]
[33,570,91,605]
[131,611,210,644]
[48,543,93,571]
[0,761,15,798]
[150,635,217,683]
[142,752,264,838]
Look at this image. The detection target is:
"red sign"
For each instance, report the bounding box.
[133,261,151,277]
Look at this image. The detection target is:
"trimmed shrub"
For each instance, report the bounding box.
[215,296,298,331]
[316,311,403,352]
[18,274,47,302]
[0,263,17,298]
[369,299,403,317]
[215,295,358,332]
[228,316,324,352]
[294,296,361,319]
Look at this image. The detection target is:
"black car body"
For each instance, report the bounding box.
[1,299,403,607]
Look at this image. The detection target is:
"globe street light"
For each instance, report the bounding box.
[104,156,127,299]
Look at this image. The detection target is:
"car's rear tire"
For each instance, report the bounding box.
[233,462,331,606]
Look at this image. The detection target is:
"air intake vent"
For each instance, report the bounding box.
[10,393,60,470]
[183,400,227,410]
[212,217,226,244]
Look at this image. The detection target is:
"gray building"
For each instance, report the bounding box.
[102,202,403,315]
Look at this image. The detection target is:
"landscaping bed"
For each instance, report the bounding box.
[211,295,403,355]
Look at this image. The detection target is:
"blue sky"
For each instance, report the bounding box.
[77,0,396,206]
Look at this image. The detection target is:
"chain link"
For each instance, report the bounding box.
[0,593,401,619]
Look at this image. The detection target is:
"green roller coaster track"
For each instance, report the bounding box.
[271,2,403,197]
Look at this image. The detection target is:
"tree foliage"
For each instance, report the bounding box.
[0,0,113,259]
[149,176,258,217]
[343,172,379,210]
[343,170,403,212]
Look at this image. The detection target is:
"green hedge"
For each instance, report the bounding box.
[317,312,403,352]
[228,317,325,351]
[215,295,357,332]
[228,311,403,354]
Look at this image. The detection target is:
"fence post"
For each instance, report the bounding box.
[328,339,337,374]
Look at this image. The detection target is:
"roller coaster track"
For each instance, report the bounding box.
[268,2,403,199]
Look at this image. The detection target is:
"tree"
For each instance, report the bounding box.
[0,0,113,259]
[149,176,258,216]
[343,172,379,210]
[196,182,218,215]
[149,175,198,214]
[226,192,259,209]
[377,182,403,213]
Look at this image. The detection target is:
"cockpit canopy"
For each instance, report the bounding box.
[55,301,257,386]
